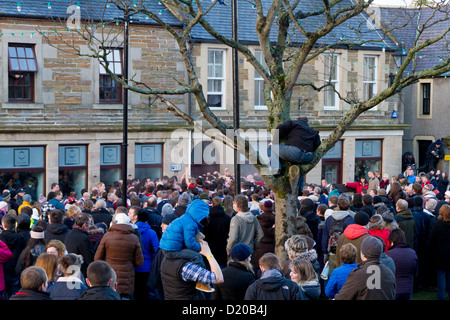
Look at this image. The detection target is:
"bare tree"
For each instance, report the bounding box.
[42,0,450,264]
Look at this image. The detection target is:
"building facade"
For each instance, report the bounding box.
[0,1,421,199]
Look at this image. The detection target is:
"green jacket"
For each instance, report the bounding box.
[395,209,416,249]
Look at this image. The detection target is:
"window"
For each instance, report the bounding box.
[254,50,268,110]
[8,44,37,102]
[354,139,382,182]
[363,56,377,101]
[322,140,343,184]
[100,144,122,188]
[207,49,226,109]
[421,82,431,115]
[99,48,123,103]
[0,146,45,201]
[58,145,88,198]
[324,53,339,110]
[135,144,163,181]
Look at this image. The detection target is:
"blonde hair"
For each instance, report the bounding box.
[35,253,58,282]
[284,235,308,260]
[289,258,318,285]
[46,240,66,258]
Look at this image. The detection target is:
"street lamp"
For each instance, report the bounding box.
[232,0,240,195]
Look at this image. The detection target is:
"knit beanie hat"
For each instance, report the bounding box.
[178,192,192,206]
[230,243,252,261]
[354,211,370,226]
[161,213,177,225]
[361,236,382,260]
[372,196,382,205]
[161,203,174,217]
[368,214,383,229]
[381,210,395,223]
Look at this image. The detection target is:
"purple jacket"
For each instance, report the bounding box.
[386,243,418,295]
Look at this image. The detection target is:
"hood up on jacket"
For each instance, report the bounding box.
[343,224,369,240]
[185,199,210,227]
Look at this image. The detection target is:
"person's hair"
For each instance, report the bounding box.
[59,253,83,277]
[396,199,408,211]
[74,212,90,227]
[328,195,338,205]
[94,199,106,210]
[289,258,318,284]
[67,205,81,219]
[84,199,94,211]
[297,116,308,123]
[147,196,157,208]
[20,266,48,291]
[46,240,66,258]
[21,206,33,217]
[317,204,328,215]
[129,206,140,217]
[284,235,308,260]
[388,228,407,245]
[337,197,350,210]
[340,243,357,264]
[362,194,372,205]
[412,183,422,194]
[1,214,16,230]
[259,253,280,270]
[35,253,58,282]
[212,196,222,207]
[438,204,450,222]
[48,209,64,224]
[234,195,249,212]
[115,206,128,215]
[86,261,114,286]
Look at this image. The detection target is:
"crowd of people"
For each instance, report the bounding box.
[0,160,449,301]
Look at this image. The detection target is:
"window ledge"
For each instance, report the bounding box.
[93,103,129,110]
[1,102,44,109]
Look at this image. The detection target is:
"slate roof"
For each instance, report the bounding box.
[378,4,450,76]
[188,0,399,51]
[0,0,183,26]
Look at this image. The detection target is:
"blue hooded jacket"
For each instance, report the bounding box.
[135,221,160,272]
[159,199,209,252]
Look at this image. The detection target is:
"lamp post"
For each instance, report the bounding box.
[121,10,130,205]
[232,0,240,195]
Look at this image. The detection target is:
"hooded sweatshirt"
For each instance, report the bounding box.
[159,199,210,253]
[226,210,264,254]
[244,269,303,300]
[336,224,370,267]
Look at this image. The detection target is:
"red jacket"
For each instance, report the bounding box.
[346,182,369,194]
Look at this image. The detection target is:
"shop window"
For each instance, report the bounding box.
[0,146,45,201]
[354,139,382,181]
[135,144,163,181]
[100,144,122,188]
[58,145,88,198]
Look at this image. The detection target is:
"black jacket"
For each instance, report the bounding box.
[244,270,306,300]
[44,223,70,243]
[275,119,321,152]
[91,208,113,227]
[428,220,450,271]
[0,230,26,276]
[65,227,95,276]
[10,289,51,300]
[213,261,256,300]
[76,286,121,300]
[203,206,231,266]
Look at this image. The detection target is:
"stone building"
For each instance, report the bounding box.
[0,1,432,199]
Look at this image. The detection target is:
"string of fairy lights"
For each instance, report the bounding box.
[0,0,447,80]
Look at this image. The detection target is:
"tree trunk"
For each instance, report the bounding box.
[271,165,303,268]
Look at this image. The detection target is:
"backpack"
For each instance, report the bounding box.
[327,216,350,255]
